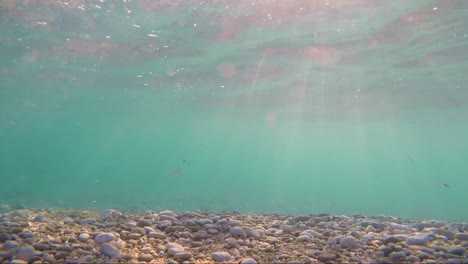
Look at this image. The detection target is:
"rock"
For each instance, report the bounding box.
[406,255,420,262]
[127,233,141,240]
[212,251,232,262]
[159,210,176,217]
[318,253,337,262]
[406,234,430,245]
[143,226,155,233]
[137,218,152,227]
[174,252,193,261]
[160,215,179,223]
[380,246,395,256]
[148,232,166,239]
[230,226,247,238]
[16,246,35,262]
[166,243,185,256]
[448,247,465,256]
[33,214,46,222]
[100,243,120,258]
[244,227,261,239]
[365,225,377,233]
[4,240,19,249]
[340,236,361,248]
[78,233,90,242]
[157,220,172,229]
[296,235,310,242]
[10,260,28,264]
[389,252,406,261]
[32,242,49,251]
[281,225,295,233]
[95,233,115,243]
[382,235,401,245]
[455,233,468,241]
[138,253,153,262]
[241,258,258,264]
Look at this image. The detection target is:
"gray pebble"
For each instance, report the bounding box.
[389,252,406,261]
[406,234,430,245]
[296,235,310,242]
[168,247,185,256]
[160,215,179,223]
[174,252,193,261]
[318,253,337,262]
[4,240,19,249]
[406,255,420,262]
[100,243,120,258]
[78,233,89,242]
[137,218,152,227]
[15,246,35,262]
[143,226,155,233]
[339,236,361,248]
[138,253,153,262]
[95,233,115,243]
[157,220,172,229]
[212,251,232,262]
[244,227,261,239]
[148,231,166,239]
[241,258,258,264]
[230,226,247,238]
[455,233,468,241]
[449,247,465,256]
[127,233,141,239]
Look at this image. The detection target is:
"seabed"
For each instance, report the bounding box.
[1,207,467,264]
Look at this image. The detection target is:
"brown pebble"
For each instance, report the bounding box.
[138,253,154,262]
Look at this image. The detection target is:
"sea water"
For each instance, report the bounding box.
[0,0,467,221]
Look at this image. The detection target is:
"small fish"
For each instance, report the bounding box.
[443,183,450,188]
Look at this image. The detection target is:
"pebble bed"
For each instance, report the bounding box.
[1,208,468,263]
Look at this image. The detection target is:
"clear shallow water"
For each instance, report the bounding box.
[0,0,467,220]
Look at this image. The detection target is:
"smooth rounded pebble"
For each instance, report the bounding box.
[389,252,406,261]
[230,226,247,238]
[240,258,258,264]
[406,234,430,245]
[78,233,89,242]
[340,236,360,248]
[296,235,310,242]
[148,231,166,239]
[455,233,468,241]
[100,243,120,258]
[95,233,115,243]
[174,252,193,261]
[15,245,35,262]
[212,251,232,262]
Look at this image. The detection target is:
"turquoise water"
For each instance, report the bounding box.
[1,0,467,220]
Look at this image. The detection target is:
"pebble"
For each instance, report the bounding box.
[148,231,166,239]
[240,258,258,264]
[15,246,35,262]
[174,252,193,261]
[455,233,468,241]
[95,233,115,243]
[230,226,247,238]
[138,253,153,262]
[296,235,310,242]
[318,253,337,262]
[78,233,89,242]
[212,251,232,262]
[100,243,120,258]
[389,251,406,261]
[340,236,361,248]
[406,234,430,245]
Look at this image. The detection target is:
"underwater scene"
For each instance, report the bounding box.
[1,0,468,263]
